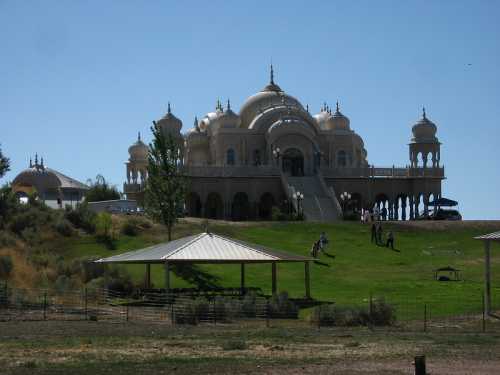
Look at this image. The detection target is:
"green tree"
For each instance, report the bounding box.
[144,125,186,241]
[0,145,10,179]
[85,175,120,202]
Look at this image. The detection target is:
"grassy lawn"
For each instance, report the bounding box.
[1,321,500,374]
[58,220,500,319]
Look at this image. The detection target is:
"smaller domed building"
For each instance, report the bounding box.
[12,155,88,208]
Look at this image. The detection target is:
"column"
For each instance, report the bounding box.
[145,264,151,289]
[409,196,414,220]
[423,194,429,217]
[485,240,492,315]
[164,262,170,292]
[401,198,407,221]
[394,199,399,221]
[240,263,245,295]
[304,262,311,299]
[271,262,277,295]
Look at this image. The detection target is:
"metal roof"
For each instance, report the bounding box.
[95,232,311,264]
[474,231,500,241]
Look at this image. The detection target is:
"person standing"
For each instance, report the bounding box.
[386,231,394,249]
[319,232,328,253]
[371,223,377,243]
[377,223,383,245]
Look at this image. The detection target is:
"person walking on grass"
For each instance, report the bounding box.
[386,231,394,250]
[319,232,328,253]
[371,223,377,243]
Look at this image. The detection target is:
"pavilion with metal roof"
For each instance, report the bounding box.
[474,231,500,315]
[96,232,313,298]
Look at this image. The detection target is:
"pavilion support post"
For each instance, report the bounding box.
[304,262,311,299]
[271,262,277,295]
[145,264,151,289]
[485,240,492,315]
[240,263,245,295]
[164,261,170,293]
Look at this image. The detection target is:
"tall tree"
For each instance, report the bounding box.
[85,174,121,202]
[0,145,10,178]
[145,124,186,241]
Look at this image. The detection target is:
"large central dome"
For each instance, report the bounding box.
[239,66,304,128]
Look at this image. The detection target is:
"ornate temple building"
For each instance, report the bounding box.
[124,67,445,221]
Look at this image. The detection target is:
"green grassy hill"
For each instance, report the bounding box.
[58,219,500,318]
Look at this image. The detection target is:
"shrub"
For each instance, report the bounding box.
[54,274,75,294]
[241,292,257,317]
[0,231,17,247]
[310,300,396,327]
[65,203,96,233]
[54,219,75,237]
[269,291,298,319]
[221,339,247,350]
[121,216,153,236]
[271,206,287,221]
[0,255,13,280]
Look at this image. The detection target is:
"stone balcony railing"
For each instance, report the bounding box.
[173,165,445,179]
[319,166,445,178]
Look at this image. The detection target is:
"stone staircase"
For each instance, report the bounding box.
[283,175,341,222]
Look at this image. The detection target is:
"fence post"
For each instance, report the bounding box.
[266,298,270,328]
[43,292,47,321]
[369,292,373,316]
[213,299,216,326]
[424,304,427,332]
[84,288,88,321]
[171,303,175,326]
[482,293,486,333]
[414,355,426,375]
[126,304,129,322]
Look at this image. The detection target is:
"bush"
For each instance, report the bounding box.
[0,231,17,247]
[54,219,75,237]
[54,275,76,294]
[174,297,210,325]
[121,216,153,236]
[0,255,13,280]
[271,206,287,221]
[221,339,247,350]
[310,300,396,327]
[269,291,298,319]
[65,203,96,233]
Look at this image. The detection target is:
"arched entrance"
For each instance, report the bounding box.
[282,148,304,177]
[232,192,250,221]
[205,192,223,219]
[186,192,202,217]
[258,193,275,220]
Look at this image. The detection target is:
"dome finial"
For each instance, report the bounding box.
[422,106,426,119]
[35,153,38,166]
[168,102,171,114]
[227,98,231,111]
[138,132,141,141]
[29,157,33,168]
[270,63,275,84]
[40,157,44,169]
[194,116,200,131]
[336,101,340,112]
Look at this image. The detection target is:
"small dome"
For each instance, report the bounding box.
[155,102,183,134]
[325,102,350,131]
[216,100,241,128]
[128,132,148,160]
[314,103,332,128]
[187,117,208,142]
[13,164,61,191]
[412,108,438,142]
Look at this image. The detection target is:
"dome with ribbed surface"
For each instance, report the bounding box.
[128,133,148,160]
[411,108,438,142]
[325,102,350,131]
[156,102,182,134]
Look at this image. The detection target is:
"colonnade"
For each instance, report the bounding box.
[373,192,440,220]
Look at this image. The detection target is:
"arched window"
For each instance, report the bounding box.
[226,148,235,165]
[337,150,347,167]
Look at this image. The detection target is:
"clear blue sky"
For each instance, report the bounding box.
[1,0,499,219]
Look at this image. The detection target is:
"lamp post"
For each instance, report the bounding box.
[272,146,281,168]
[293,191,304,218]
[340,191,351,216]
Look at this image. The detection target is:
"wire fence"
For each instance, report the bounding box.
[1,283,499,333]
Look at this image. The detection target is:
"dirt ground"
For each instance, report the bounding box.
[1,320,500,374]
